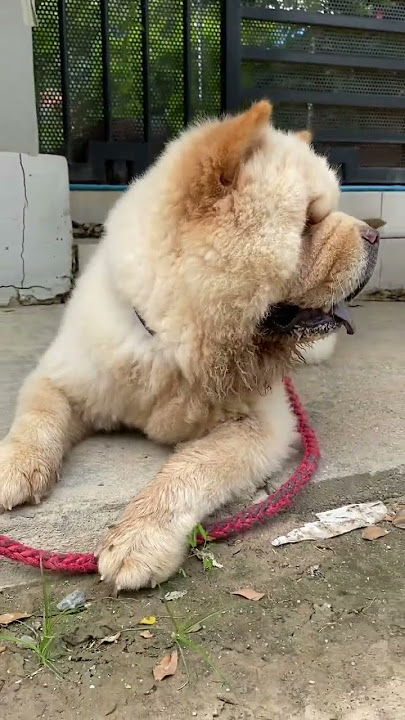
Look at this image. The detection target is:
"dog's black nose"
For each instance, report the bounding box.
[361,226,380,244]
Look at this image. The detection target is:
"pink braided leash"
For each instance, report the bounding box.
[0,378,320,575]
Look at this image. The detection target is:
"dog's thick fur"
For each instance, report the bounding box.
[0,102,372,589]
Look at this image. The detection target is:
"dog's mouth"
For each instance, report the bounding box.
[260,227,379,340]
[260,300,355,338]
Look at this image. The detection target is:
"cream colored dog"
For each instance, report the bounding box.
[0,101,379,590]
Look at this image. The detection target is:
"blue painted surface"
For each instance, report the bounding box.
[70,183,405,193]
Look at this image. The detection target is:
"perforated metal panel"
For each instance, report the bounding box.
[33,0,405,184]
[32,0,64,155]
[242,19,405,60]
[244,60,405,96]
[241,0,405,21]
[108,1,144,142]
[33,0,221,181]
[238,1,405,183]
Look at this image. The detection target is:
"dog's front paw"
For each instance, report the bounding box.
[0,439,57,511]
[97,515,189,591]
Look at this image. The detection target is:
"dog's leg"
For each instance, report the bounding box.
[97,382,297,590]
[0,375,84,510]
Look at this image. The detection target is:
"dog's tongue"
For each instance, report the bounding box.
[332,301,355,335]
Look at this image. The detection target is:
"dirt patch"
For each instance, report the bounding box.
[0,502,404,720]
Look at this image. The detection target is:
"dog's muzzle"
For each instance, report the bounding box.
[260,226,380,339]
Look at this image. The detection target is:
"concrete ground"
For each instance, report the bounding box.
[0,301,404,589]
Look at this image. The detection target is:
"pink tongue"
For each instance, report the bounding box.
[333,302,355,335]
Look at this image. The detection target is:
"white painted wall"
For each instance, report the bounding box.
[0,0,38,155]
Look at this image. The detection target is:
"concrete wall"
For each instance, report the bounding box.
[71,189,405,291]
[0,154,73,306]
[0,0,38,155]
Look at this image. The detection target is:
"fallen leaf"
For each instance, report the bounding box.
[164,590,187,601]
[153,650,178,681]
[99,631,121,645]
[140,630,154,639]
[384,514,396,523]
[0,645,6,653]
[139,616,156,625]
[362,526,389,541]
[231,588,265,601]
[392,511,405,530]
[0,612,32,625]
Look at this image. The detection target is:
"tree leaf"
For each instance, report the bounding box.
[362,526,389,541]
[139,616,156,625]
[0,612,32,625]
[99,631,121,644]
[153,650,178,681]
[231,588,265,601]
[392,511,405,530]
[140,630,154,639]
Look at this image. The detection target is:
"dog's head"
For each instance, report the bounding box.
[109,100,379,389]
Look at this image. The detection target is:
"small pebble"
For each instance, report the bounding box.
[57,589,87,611]
[21,635,35,645]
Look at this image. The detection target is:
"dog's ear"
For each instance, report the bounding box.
[296,129,313,145]
[216,100,272,186]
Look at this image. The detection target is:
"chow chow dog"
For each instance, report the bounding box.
[0,101,379,589]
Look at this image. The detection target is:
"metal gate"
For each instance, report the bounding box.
[33,1,405,185]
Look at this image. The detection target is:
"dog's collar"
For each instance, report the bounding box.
[134,308,155,336]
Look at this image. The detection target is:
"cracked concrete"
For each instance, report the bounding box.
[18,152,28,286]
[0,152,72,306]
[0,300,404,589]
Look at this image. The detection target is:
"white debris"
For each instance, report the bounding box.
[272,501,388,547]
[164,590,188,601]
[57,589,87,611]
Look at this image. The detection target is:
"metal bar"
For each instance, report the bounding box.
[57,0,71,161]
[221,0,241,113]
[243,88,405,110]
[183,0,192,126]
[241,8,405,35]
[141,0,151,142]
[315,131,405,145]
[100,0,112,141]
[242,46,405,73]
[345,167,405,184]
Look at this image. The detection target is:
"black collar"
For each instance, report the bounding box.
[134,308,155,336]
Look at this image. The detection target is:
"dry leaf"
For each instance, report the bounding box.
[392,511,405,530]
[384,514,396,523]
[140,616,156,625]
[362,526,389,541]
[140,630,154,639]
[99,631,121,645]
[153,650,178,681]
[187,622,202,634]
[0,645,6,653]
[0,612,32,625]
[232,588,265,601]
